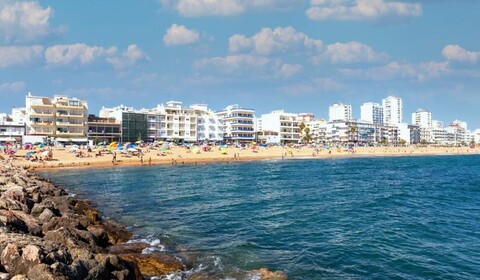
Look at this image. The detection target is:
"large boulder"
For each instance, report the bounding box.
[119,253,184,277]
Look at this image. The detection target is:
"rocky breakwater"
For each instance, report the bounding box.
[0,161,187,279]
[0,161,287,280]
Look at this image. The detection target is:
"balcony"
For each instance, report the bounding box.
[30,111,54,117]
[57,113,84,118]
[56,122,84,127]
[31,121,53,126]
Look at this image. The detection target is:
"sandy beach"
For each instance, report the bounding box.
[4,144,480,170]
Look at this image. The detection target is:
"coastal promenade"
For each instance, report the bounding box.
[6,145,480,170]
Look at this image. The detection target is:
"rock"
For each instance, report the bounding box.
[120,253,184,277]
[0,243,20,273]
[50,260,88,280]
[188,271,219,280]
[0,198,24,211]
[87,225,109,247]
[10,211,42,237]
[22,244,43,264]
[253,268,288,280]
[44,248,71,265]
[42,216,84,232]
[107,242,149,255]
[30,203,46,216]
[38,208,54,223]
[27,263,62,280]
[44,227,98,251]
[75,200,101,224]
[102,221,133,245]
[10,275,28,280]
[68,247,93,261]
[3,210,29,233]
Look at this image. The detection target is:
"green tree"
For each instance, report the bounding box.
[399,139,407,146]
[303,127,312,143]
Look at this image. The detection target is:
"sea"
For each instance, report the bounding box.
[40,155,480,279]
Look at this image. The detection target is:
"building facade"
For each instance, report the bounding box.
[329,103,352,122]
[360,102,383,124]
[412,108,432,128]
[87,115,121,143]
[259,110,300,144]
[25,94,88,143]
[216,105,255,143]
[382,96,403,125]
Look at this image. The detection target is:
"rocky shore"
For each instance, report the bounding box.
[0,161,287,280]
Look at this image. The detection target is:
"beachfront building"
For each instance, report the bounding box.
[190,104,223,142]
[259,110,301,144]
[87,115,121,144]
[446,120,468,145]
[0,112,25,143]
[25,93,88,143]
[100,105,148,142]
[382,96,403,125]
[153,101,198,142]
[360,102,383,124]
[412,109,432,128]
[306,119,327,143]
[216,105,255,143]
[329,103,352,122]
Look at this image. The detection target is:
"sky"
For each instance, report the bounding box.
[0,0,479,128]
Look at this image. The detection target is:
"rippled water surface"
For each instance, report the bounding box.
[41,155,480,279]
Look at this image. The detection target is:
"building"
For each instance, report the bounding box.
[216,104,255,143]
[87,115,121,143]
[360,102,383,124]
[412,108,432,128]
[259,110,300,144]
[382,96,403,125]
[190,104,223,142]
[329,103,352,122]
[0,113,25,142]
[100,105,147,142]
[25,93,88,143]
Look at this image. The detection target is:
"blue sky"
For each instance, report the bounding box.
[1,0,479,128]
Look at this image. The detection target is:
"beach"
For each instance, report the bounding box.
[5,145,480,170]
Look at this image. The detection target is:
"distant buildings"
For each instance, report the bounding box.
[0,93,477,146]
[360,102,383,124]
[382,96,403,125]
[329,103,352,122]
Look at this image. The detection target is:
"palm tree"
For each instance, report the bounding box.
[303,127,312,143]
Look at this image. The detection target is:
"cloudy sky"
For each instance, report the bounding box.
[1,0,479,128]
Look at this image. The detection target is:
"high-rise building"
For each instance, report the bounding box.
[411,108,432,128]
[25,93,88,142]
[329,103,352,122]
[216,104,255,143]
[360,102,383,124]
[382,96,403,125]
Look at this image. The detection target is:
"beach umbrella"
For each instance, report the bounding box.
[135,140,143,144]
[221,149,227,155]
[34,142,43,145]
[127,148,138,152]
[41,151,49,157]
[0,145,6,149]
[192,147,200,154]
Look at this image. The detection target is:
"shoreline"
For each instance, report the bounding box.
[5,145,479,171]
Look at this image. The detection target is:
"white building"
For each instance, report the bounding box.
[329,103,352,122]
[382,96,403,125]
[360,102,383,124]
[259,110,300,144]
[216,104,255,143]
[0,112,25,142]
[26,93,88,143]
[190,104,223,142]
[412,108,432,128]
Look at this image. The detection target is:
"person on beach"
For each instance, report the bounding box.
[112,152,117,165]
[148,157,152,165]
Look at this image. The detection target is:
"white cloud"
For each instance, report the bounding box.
[0,45,43,68]
[279,63,303,78]
[163,24,200,46]
[313,41,388,64]
[45,43,116,66]
[195,54,276,72]
[106,44,149,70]
[45,43,148,69]
[313,77,345,91]
[195,54,299,79]
[339,60,449,81]
[229,26,323,55]
[442,44,480,63]
[160,0,303,17]
[306,0,422,21]
[0,81,26,92]
[0,0,58,42]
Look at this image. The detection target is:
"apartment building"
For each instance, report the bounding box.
[412,108,432,128]
[0,112,25,142]
[259,110,300,144]
[382,96,403,125]
[329,103,352,122]
[360,102,383,124]
[26,94,88,142]
[216,105,255,143]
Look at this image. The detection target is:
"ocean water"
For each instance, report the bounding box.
[41,155,480,279]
